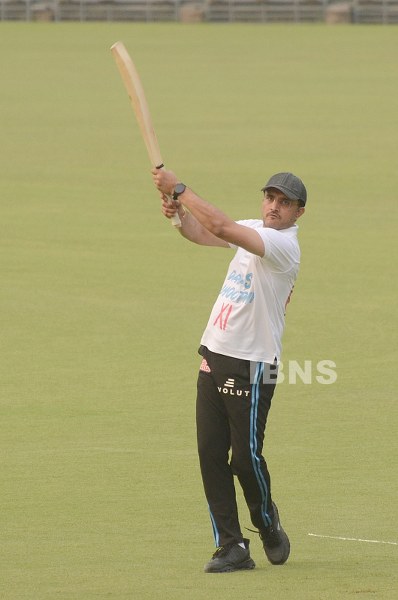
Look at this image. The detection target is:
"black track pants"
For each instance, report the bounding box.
[196,346,277,547]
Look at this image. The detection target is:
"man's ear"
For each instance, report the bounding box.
[296,207,305,220]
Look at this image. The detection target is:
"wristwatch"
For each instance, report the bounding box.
[172,183,186,201]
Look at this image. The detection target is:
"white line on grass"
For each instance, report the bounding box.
[308,533,398,546]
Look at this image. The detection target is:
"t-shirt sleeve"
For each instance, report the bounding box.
[256,227,299,272]
[228,221,298,271]
[227,220,262,250]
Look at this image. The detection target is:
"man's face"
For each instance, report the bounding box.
[262,188,305,230]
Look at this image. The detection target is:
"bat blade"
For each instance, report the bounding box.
[110,41,181,227]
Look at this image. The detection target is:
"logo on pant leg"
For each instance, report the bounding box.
[217,378,250,397]
[200,358,211,373]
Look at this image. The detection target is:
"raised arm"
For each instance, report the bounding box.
[160,193,229,247]
[153,169,265,257]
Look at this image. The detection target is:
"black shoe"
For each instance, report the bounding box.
[204,538,256,573]
[259,502,290,565]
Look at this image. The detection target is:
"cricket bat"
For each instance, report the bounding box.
[110,41,181,228]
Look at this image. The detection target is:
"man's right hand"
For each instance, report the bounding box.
[160,193,180,220]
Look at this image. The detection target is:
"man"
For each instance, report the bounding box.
[152,169,306,573]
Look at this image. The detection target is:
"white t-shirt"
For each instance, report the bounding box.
[200,220,300,364]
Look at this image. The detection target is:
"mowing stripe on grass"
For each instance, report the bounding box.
[308,533,398,546]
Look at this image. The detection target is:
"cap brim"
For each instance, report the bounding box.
[261,184,301,202]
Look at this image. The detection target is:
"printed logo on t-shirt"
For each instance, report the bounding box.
[218,269,255,305]
[212,269,255,332]
[213,302,233,330]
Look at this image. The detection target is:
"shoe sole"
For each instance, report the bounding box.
[205,558,256,573]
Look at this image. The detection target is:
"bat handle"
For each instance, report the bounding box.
[156,164,182,228]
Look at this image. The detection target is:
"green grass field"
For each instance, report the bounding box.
[1,21,397,600]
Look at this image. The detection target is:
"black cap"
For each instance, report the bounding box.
[262,172,307,205]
